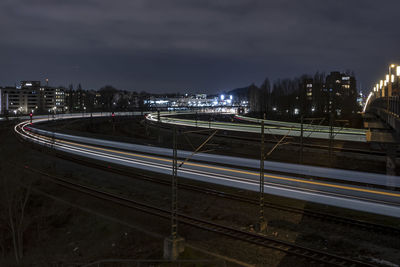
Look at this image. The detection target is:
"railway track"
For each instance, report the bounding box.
[41,115,396,158]
[49,150,400,237]
[18,163,375,267]
[146,115,394,157]
[14,125,400,237]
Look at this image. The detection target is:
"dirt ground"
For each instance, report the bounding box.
[0,118,399,266]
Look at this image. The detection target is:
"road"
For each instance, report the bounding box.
[146,112,367,142]
[13,115,400,218]
[1,111,141,121]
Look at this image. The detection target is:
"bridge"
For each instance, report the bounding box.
[365,96,400,141]
[364,64,400,140]
[363,64,400,176]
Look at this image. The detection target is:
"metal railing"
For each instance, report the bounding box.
[368,96,400,138]
[82,259,226,267]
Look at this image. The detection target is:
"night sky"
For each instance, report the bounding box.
[1,0,399,94]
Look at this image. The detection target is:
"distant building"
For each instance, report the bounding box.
[324,72,357,116]
[301,71,358,116]
[0,81,65,115]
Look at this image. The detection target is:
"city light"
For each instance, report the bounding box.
[397,66,400,76]
[385,74,389,82]
[363,92,373,113]
[220,94,225,100]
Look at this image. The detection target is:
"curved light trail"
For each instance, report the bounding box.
[14,115,400,218]
[146,112,367,142]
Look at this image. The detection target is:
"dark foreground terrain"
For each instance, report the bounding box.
[0,117,399,266]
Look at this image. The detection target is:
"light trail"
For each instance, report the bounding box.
[14,118,400,217]
[145,112,367,142]
[25,130,400,198]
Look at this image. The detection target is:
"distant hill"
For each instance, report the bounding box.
[227,86,249,98]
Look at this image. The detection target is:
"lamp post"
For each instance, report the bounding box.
[388,64,396,97]
[387,64,396,112]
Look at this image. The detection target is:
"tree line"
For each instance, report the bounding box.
[245,71,360,122]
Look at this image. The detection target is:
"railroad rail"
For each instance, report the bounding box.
[56,151,400,236]
[144,117,398,158]
[17,162,375,267]
[15,121,400,235]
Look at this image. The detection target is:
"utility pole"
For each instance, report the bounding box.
[157,110,162,143]
[300,115,304,164]
[51,131,55,151]
[329,111,334,166]
[171,126,178,239]
[164,126,185,260]
[256,121,267,232]
[112,112,115,134]
[328,88,334,167]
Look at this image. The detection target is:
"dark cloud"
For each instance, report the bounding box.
[0,0,399,93]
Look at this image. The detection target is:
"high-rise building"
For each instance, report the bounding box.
[301,72,358,116]
[0,81,65,115]
[324,72,357,116]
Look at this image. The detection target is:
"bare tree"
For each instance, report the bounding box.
[0,166,31,264]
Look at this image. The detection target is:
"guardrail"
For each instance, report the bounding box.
[82,259,226,267]
[368,96,400,138]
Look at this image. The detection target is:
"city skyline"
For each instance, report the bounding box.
[1,1,400,93]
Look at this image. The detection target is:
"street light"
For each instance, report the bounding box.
[388,64,397,97]
[387,64,396,110]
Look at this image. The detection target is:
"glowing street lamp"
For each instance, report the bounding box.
[387,64,396,108]
[380,80,384,97]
